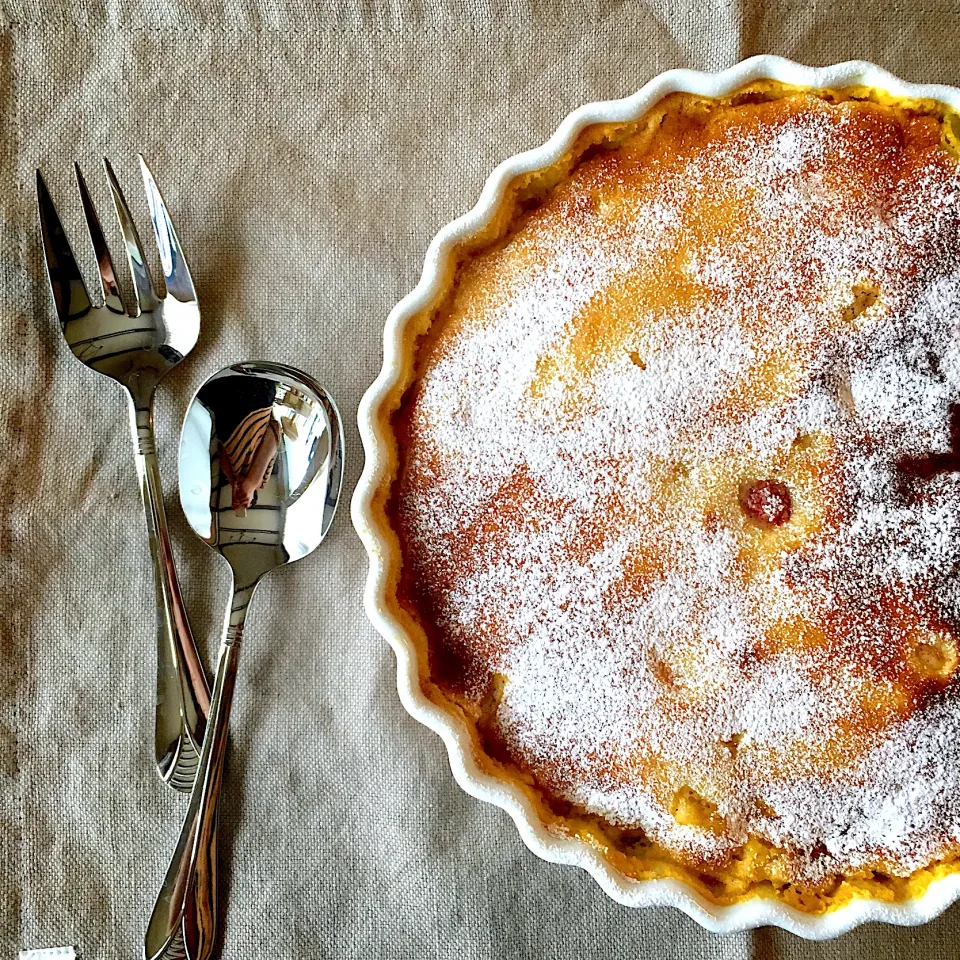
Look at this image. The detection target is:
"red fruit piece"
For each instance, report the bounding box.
[742,479,792,526]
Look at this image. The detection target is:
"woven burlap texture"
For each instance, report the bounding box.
[3,1,960,957]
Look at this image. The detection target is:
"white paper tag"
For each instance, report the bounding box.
[19,949,76,960]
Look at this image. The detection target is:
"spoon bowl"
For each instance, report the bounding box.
[179,361,344,587]
[145,361,344,960]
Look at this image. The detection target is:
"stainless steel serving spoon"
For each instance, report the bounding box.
[144,361,344,960]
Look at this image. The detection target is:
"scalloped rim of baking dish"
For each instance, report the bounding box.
[351,56,960,938]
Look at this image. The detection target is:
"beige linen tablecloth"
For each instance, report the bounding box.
[4,1,960,956]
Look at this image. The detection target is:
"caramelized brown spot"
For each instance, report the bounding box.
[741,479,792,526]
[702,508,721,535]
[730,90,776,107]
[897,402,960,486]
[648,652,675,687]
[720,731,745,758]
[755,798,779,819]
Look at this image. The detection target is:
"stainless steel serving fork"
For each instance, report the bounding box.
[37,158,211,792]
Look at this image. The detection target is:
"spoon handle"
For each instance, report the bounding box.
[144,590,249,960]
[129,393,212,791]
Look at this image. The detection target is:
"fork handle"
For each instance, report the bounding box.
[128,392,211,791]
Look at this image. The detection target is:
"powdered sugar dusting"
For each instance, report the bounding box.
[396,93,960,886]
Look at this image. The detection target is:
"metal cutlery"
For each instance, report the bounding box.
[144,361,344,960]
[37,158,211,792]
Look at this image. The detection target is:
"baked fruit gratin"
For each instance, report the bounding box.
[383,81,960,913]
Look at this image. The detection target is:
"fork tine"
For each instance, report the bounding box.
[103,157,159,315]
[36,169,93,324]
[75,162,125,314]
[139,155,197,303]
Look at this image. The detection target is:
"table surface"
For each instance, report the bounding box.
[4,1,960,957]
